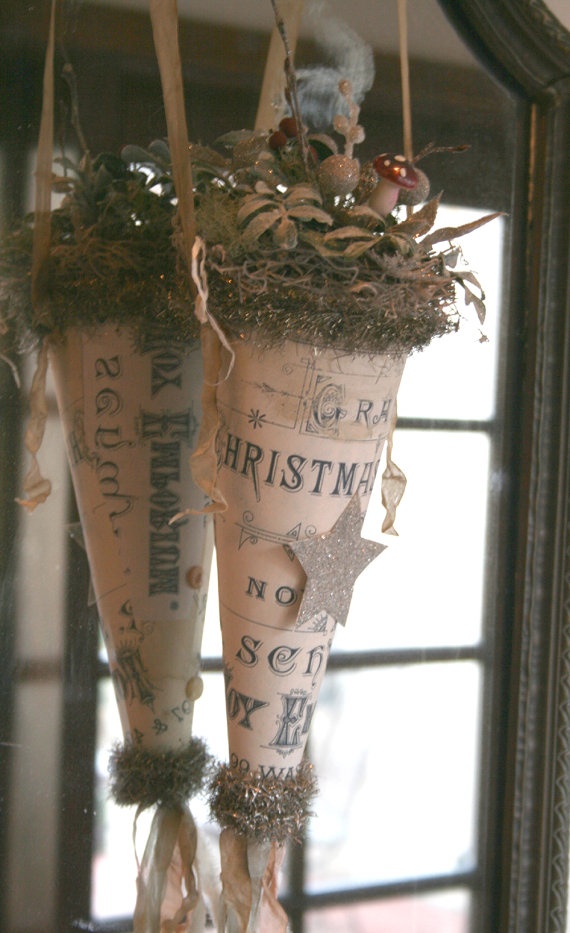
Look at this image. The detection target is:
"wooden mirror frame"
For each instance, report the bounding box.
[0,2,569,930]
[437,1,570,930]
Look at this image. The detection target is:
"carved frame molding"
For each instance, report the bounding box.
[438,2,570,931]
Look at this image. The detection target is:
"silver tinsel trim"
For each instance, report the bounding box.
[209,760,318,844]
[109,738,215,810]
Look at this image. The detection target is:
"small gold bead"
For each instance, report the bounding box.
[185,565,203,589]
[186,676,204,700]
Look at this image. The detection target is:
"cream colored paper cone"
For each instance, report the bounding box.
[214,338,406,775]
[49,325,213,750]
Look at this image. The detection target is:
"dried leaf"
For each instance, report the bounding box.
[148,138,172,163]
[459,270,484,291]
[285,184,323,206]
[346,205,385,226]
[275,217,298,249]
[242,210,281,242]
[461,283,487,323]
[342,239,378,259]
[287,205,333,225]
[391,195,442,238]
[189,143,228,169]
[421,211,504,251]
[232,134,271,168]
[215,129,262,148]
[237,197,276,224]
[324,226,376,243]
[254,180,274,196]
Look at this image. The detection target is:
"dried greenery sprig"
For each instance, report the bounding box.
[119,42,498,357]
[0,141,199,356]
[166,106,498,354]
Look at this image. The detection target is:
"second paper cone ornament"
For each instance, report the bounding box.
[49,324,218,931]
[213,337,406,778]
[49,325,213,750]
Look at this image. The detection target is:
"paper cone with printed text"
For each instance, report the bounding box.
[207,335,406,931]
[213,337,405,780]
[49,324,212,748]
[49,323,216,931]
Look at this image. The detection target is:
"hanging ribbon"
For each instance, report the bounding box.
[188,238,232,513]
[191,237,235,375]
[378,0,412,530]
[32,0,57,317]
[397,0,413,163]
[170,238,233,520]
[381,401,407,535]
[219,831,288,933]
[149,0,196,278]
[15,338,52,511]
[17,0,58,510]
[133,804,199,933]
[149,0,233,520]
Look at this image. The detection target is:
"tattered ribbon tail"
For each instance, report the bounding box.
[133,804,202,933]
[219,830,287,933]
[381,401,407,535]
[15,338,52,511]
[246,839,288,933]
[175,237,234,520]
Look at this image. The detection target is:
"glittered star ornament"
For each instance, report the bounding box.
[291,494,387,628]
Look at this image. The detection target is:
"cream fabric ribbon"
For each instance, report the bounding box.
[16,339,52,511]
[17,0,57,511]
[189,237,235,513]
[219,830,288,933]
[149,0,195,276]
[381,401,407,535]
[133,804,201,933]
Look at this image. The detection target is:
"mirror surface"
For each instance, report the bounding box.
[2,2,567,932]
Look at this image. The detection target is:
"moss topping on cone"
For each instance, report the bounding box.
[0,144,198,355]
[160,80,498,356]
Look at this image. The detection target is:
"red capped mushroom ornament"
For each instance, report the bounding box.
[368,152,418,217]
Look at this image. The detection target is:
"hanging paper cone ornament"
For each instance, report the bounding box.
[48,323,216,932]
[208,336,405,930]
[213,337,404,772]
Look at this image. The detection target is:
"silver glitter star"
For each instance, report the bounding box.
[291,494,387,628]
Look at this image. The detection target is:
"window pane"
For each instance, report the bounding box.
[396,208,503,423]
[305,889,470,933]
[16,400,69,661]
[336,430,490,652]
[306,662,481,891]
[6,681,64,931]
[200,558,223,659]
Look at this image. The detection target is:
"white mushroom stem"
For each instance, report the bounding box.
[368,179,401,217]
